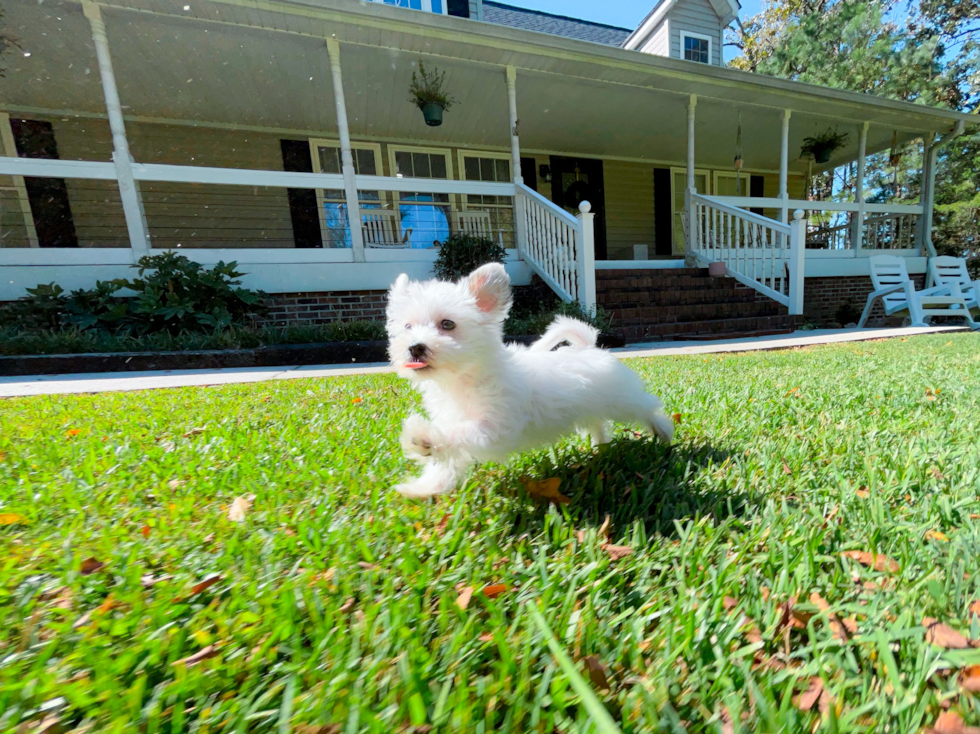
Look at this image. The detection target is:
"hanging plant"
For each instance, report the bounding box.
[800,127,849,164]
[889,131,902,167]
[408,60,457,127]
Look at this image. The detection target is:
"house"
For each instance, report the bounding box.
[0,0,974,339]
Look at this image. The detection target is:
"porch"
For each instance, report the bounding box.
[0,0,973,329]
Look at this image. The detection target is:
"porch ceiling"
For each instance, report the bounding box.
[3,0,974,172]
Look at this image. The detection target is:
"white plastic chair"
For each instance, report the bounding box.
[362,210,412,248]
[927,256,979,315]
[858,255,977,329]
[454,210,504,247]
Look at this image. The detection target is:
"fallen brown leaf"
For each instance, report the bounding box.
[482,584,507,599]
[456,586,474,611]
[926,530,949,542]
[79,557,105,575]
[810,592,850,641]
[672,412,683,424]
[96,594,116,615]
[140,573,173,589]
[171,645,218,667]
[522,477,571,505]
[785,386,801,398]
[925,711,980,734]
[597,515,611,542]
[970,600,980,618]
[293,725,342,734]
[583,655,611,690]
[140,525,151,539]
[435,514,451,535]
[339,598,355,613]
[960,665,980,694]
[794,676,824,712]
[841,550,900,573]
[66,428,82,437]
[182,427,206,437]
[855,487,870,499]
[0,512,28,526]
[228,496,251,522]
[478,632,494,643]
[923,618,977,650]
[603,544,634,561]
[782,460,792,475]
[357,561,376,570]
[188,573,222,596]
[718,706,734,734]
[723,596,739,611]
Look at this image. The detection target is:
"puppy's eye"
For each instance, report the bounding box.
[440,319,456,331]
[405,323,412,330]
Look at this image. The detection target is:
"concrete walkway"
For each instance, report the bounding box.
[0,325,969,398]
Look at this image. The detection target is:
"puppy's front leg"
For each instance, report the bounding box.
[394,460,465,498]
[400,414,437,462]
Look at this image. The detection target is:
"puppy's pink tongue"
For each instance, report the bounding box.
[405,361,427,369]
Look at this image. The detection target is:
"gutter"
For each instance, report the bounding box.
[922,120,966,258]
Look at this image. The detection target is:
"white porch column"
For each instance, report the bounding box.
[82,1,150,255]
[686,94,697,253]
[779,109,791,224]
[918,135,934,254]
[326,38,365,262]
[505,66,523,185]
[852,121,869,252]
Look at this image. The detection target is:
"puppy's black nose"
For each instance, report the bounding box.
[408,343,428,360]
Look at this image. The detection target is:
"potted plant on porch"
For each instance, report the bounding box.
[408,60,457,127]
[800,127,848,164]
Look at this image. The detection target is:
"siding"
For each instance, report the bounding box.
[604,160,656,260]
[640,21,671,57]
[668,0,722,66]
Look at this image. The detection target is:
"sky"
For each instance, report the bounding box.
[510,0,764,61]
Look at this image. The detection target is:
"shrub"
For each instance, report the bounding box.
[505,300,611,337]
[433,233,507,282]
[0,252,266,336]
[834,301,861,325]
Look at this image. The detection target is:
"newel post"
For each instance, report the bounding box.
[788,209,806,316]
[577,201,596,313]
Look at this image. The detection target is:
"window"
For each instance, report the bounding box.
[680,32,711,64]
[389,146,454,249]
[368,0,446,14]
[310,139,383,249]
[458,151,514,247]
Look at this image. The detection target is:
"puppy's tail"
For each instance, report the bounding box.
[529,315,599,352]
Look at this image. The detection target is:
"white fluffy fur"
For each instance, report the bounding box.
[386,263,674,497]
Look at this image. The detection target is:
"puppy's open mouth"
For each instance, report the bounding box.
[405,360,431,371]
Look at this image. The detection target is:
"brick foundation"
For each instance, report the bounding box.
[259,290,389,326]
[803,275,925,327]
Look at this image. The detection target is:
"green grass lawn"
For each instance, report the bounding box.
[2,333,980,733]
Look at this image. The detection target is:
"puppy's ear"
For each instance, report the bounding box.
[391,273,410,293]
[466,263,512,318]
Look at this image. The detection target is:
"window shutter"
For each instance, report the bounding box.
[653,168,672,256]
[10,119,78,248]
[750,175,764,215]
[520,157,537,192]
[447,0,470,17]
[280,139,323,248]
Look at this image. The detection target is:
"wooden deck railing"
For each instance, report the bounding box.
[514,182,596,311]
[689,192,806,315]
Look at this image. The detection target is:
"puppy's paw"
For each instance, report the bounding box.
[401,414,435,460]
[393,477,442,498]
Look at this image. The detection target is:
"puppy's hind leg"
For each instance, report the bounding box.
[578,420,610,449]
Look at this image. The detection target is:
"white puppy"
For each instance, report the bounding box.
[386,263,674,497]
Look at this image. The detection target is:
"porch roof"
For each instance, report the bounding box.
[4,0,976,173]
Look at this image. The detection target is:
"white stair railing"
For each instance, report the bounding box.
[689,192,806,315]
[514,182,596,312]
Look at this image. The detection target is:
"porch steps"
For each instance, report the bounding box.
[597,267,804,343]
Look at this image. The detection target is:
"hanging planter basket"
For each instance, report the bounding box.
[421,102,445,127]
[801,128,848,165]
[408,60,457,129]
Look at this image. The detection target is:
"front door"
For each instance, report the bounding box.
[550,156,607,260]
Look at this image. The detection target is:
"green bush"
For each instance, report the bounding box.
[504,299,611,337]
[433,233,507,282]
[0,252,266,335]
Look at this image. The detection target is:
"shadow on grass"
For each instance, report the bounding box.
[497,435,747,538]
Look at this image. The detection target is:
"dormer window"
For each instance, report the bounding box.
[681,32,711,63]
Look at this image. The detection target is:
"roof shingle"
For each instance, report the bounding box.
[482,1,632,47]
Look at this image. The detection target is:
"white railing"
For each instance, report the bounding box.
[689,192,806,315]
[712,196,924,254]
[863,212,918,250]
[514,182,596,311]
